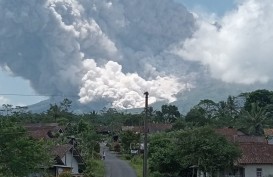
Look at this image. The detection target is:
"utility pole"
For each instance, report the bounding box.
[143,92,149,177]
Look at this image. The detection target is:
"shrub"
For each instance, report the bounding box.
[94,143,100,153]
[123,154,131,160]
[59,172,73,177]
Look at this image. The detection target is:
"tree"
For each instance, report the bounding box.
[120,131,140,153]
[78,120,101,156]
[0,120,51,176]
[243,89,273,111]
[171,119,187,131]
[149,133,181,176]
[47,103,61,122]
[237,102,271,135]
[60,98,72,113]
[2,104,13,116]
[185,107,208,126]
[176,127,241,177]
[154,105,181,123]
[47,98,74,122]
[214,96,241,127]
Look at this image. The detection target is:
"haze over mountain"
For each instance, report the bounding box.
[1,0,273,113]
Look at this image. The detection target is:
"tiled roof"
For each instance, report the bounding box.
[215,128,266,143]
[52,144,73,158]
[264,129,273,136]
[24,123,63,139]
[147,123,172,133]
[235,136,267,143]
[215,127,244,142]
[24,123,62,131]
[238,143,273,164]
[52,144,85,165]
[27,128,52,139]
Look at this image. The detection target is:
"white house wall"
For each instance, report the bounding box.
[244,164,273,177]
[61,151,79,174]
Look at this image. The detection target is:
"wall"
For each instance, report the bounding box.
[244,164,273,177]
[61,150,79,174]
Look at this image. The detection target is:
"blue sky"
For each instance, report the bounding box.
[0,0,235,106]
[0,71,48,105]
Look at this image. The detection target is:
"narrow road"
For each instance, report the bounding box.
[101,143,137,177]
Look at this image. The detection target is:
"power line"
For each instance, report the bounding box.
[0,93,79,97]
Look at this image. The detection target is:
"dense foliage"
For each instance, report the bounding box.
[0,120,51,177]
[148,128,241,177]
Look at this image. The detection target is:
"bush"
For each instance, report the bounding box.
[123,154,132,160]
[93,152,101,160]
[84,159,105,177]
[59,172,73,177]
[94,143,100,153]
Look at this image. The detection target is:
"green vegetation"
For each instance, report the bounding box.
[121,155,142,177]
[0,120,51,177]
[2,89,273,176]
[59,172,73,177]
[84,159,105,177]
[129,156,143,177]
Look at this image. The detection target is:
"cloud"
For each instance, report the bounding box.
[0,96,10,105]
[0,0,197,108]
[176,0,273,84]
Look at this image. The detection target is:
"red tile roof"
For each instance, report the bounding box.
[215,127,244,142]
[235,136,267,143]
[238,143,273,164]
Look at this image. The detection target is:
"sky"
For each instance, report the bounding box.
[0,68,48,106]
[177,0,235,16]
[0,0,234,107]
[1,0,263,108]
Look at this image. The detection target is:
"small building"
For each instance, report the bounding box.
[214,128,273,177]
[51,144,85,177]
[236,143,273,177]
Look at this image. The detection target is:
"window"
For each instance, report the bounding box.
[256,168,262,177]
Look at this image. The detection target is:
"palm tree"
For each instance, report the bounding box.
[237,102,270,135]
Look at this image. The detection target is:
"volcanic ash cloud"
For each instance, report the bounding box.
[177,0,273,85]
[0,0,196,108]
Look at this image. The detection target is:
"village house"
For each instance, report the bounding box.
[212,127,273,177]
[51,144,85,177]
[24,123,86,177]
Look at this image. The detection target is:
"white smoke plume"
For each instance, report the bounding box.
[79,59,186,108]
[0,0,197,109]
[176,0,273,85]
